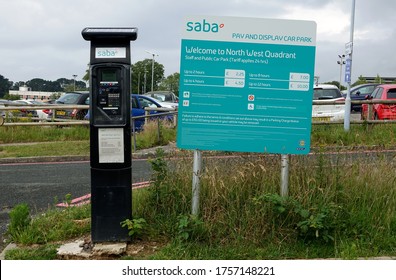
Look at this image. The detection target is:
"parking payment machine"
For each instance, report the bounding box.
[82,27,138,242]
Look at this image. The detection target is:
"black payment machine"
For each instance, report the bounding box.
[82,27,138,242]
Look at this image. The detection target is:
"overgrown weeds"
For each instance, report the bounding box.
[132,149,396,259]
[7,199,90,246]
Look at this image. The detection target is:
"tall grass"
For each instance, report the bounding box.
[0,126,89,144]
[132,119,176,150]
[133,150,396,259]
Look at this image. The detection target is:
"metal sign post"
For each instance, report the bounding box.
[280,154,290,197]
[192,150,202,215]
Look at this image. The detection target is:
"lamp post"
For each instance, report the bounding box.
[145,50,158,92]
[138,72,141,94]
[143,68,147,94]
[337,54,345,89]
[72,74,77,91]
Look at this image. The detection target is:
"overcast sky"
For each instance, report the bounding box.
[1,0,395,85]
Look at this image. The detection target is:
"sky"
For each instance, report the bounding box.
[1,0,396,86]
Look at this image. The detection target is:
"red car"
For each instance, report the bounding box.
[361,84,396,120]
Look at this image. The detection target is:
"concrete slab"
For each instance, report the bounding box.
[57,239,127,259]
[57,239,91,259]
[0,243,17,260]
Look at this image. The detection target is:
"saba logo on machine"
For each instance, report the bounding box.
[186,19,225,33]
[95,48,126,59]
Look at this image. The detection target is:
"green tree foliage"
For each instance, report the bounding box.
[56,78,87,91]
[159,72,180,96]
[0,74,12,98]
[131,59,164,94]
[324,80,346,91]
[26,78,63,92]
[374,74,382,83]
[352,75,367,87]
[82,65,89,84]
[10,81,26,91]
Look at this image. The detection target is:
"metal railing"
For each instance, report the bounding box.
[0,104,89,126]
[1,99,396,127]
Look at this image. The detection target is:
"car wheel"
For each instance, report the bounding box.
[75,110,86,120]
[374,113,379,120]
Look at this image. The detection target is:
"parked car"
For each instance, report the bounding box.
[54,92,89,120]
[16,99,52,121]
[342,83,380,111]
[143,91,179,109]
[4,100,38,119]
[132,94,174,130]
[312,84,345,122]
[361,84,396,120]
[0,99,13,118]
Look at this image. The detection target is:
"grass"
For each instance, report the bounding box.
[0,120,177,158]
[130,150,396,259]
[1,123,396,158]
[5,149,395,260]
[0,141,90,158]
[2,123,396,259]
[311,123,396,148]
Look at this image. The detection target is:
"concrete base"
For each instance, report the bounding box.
[57,239,127,260]
[0,243,17,260]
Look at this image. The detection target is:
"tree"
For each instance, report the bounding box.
[0,75,12,98]
[159,72,180,95]
[10,81,25,90]
[26,78,63,92]
[374,74,382,83]
[56,78,87,92]
[82,64,90,84]
[352,75,367,87]
[131,59,164,94]
[324,80,346,90]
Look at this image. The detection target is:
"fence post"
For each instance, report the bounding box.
[157,118,161,143]
[173,111,177,127]
[132,119,137,152]
[368,102,373,120]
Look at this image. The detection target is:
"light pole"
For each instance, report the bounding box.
[143,68,147,94]
[145,50,158,92]
[72,74,77,91]
[337,54,345,89]
[138,72,141,94]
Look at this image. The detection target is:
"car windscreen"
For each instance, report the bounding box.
[56,94,80,104]
[313,88,341,100]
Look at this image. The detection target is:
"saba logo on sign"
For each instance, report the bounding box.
[186,19,225,33]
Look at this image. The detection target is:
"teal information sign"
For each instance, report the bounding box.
[177,16,317,154]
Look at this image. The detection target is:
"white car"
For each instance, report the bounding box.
[16,99,52,121]
[312,84,345,122]
[143,91,179,109]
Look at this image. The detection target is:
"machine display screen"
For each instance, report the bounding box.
[101,69,117,82]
